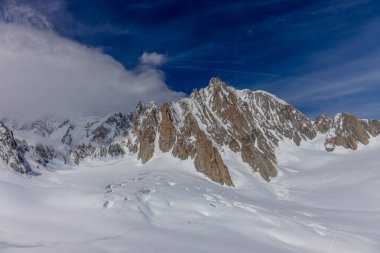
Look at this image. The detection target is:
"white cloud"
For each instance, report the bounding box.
[0,0,184,121]
[0,22,183,121]
[140,52,167,66]
[0,0,54,30]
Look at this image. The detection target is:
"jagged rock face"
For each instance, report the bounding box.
[207,79,250,138]
[238,89,317,145]
[70,143,126,165]
[241,134,277,181]
[70,144,96,165]
[61,124,74,145]
[325,113,370,151]
[137,104,159,164]
[15,113,131,166]
[194,143,233,186]
[361,119,380,137]
[107,143,125,157]
[90,113,130,144]
[315,114,333,133]
[159,102,176,152]
[0,122,31,173]
[171,114,197,160]
[172,114,233,186]
[33,144,57,165]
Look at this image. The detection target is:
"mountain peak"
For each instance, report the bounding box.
[208,77,224,87]
[1,78,380,186]
[204,77,231,94]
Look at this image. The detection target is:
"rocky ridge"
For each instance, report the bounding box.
[0,122,31,174]
[1,78,379,186]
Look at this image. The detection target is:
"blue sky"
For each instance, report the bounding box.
[1,0,380,119]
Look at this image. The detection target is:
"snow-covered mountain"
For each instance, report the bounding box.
[1,77,380,187]
[0,122,31,173]
[1,78,380,253]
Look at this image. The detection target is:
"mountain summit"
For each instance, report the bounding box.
[1,78,379,186]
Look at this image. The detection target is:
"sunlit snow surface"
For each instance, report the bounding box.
[0,136,379,253]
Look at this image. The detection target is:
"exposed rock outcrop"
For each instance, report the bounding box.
[70,143,96,165]
[361,119,380,137]
[0,122,31,173]
[175,114,233,186]
[241,134,277,181]
[90,113,130,144]
[241,135,277,181]
[61,124,74,145]
[159,102,176,152]
[324,113,370,151]
[34,144,57,165]
[137,104,159,164]
[315,114,333,133]
[107,143,125,157]
[171,114,197,160]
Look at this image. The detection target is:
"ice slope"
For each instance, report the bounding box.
[0,136,379,253]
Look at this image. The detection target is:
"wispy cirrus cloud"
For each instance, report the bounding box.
[203,0,380,119]
[252,11,380,118]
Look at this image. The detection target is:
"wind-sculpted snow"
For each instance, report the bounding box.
[0,136,379,252]
[0,78,380,252]
[1,78,380,186]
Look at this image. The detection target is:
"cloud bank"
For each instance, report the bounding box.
[0,1,183,121]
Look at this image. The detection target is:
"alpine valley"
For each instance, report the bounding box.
[0,78,379,253]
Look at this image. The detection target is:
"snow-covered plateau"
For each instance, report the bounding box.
[0,135,379,253]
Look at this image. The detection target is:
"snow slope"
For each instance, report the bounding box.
[0,136,379,253]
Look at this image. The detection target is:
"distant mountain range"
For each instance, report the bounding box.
[1,77,379,186]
